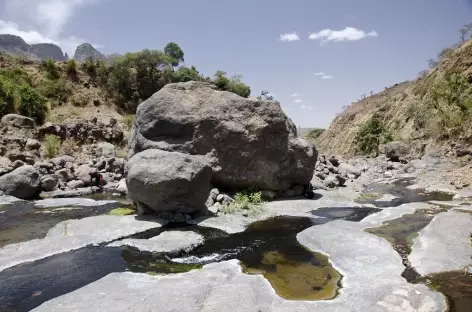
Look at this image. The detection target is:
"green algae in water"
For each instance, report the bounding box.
[417,271,472,312]
[107,207,136,216]
[242,250,341,301]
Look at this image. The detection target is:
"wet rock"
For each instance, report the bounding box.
[108,231,204,254]
[409,210,472,275]
[0,114,35,128]
[126,149,212,214]
[0,165,41,199]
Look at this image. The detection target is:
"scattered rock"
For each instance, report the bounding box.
[0,165,41,199]
[339,163,361,178]
[11,160,25,169]
[324,175,338,188]
[67,180,85,189]
[116,178,127,195]
[75,165,96,186]
[1,114,35,128]
[98,142,116,158]
[335,175,347,186]
[126,149,212,214]
[328,157,340,167]
[54,168,74,183]
[385,141,409,162]
[40,175,57,192]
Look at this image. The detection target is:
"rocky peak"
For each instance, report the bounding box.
[0,34,29,50]
[74,43,105,61]
[29,43,66,61]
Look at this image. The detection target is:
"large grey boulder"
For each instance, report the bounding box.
[385,141,409,162]
[128,81,317,191]
[0,165,41,199]
[126,149,212,214]
[339,163,361,178]
[1,114,35,128]
[75,165,96,186]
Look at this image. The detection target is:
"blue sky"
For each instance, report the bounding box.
[1,0,471,128]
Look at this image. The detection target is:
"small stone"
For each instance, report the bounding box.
[216,194,224,203]
[209,202,221,215]
[324,176,338,188]
[26,139,41,150]
[221,195,233,206]
[335,175,347,186]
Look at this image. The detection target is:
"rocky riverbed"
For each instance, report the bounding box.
[0,155,471,311]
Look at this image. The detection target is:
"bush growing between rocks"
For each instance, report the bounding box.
[60,138,77,156]
[220,189,263,215]
[44,134,61,158]
[123,114,135,130]
[212,71,251,98]
[66,59,78,81]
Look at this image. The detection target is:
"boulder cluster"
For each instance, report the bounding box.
[125,81,317,218]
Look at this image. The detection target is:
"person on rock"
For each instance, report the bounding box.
[89,171,104,192]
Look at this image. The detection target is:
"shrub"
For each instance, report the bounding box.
[37,78,72,105]
[70,93,90,107]
[220,188,263,215]
[356,117,393,156]
[80,57,97,79]
[212,71,251,98]
[43,134,61,158]
[17,85,48,123]
[123,114,135,130]
[66,59,78,81]
[306,128,325,139]
[40,59,60,80]
[0,75,17,117]
[61,138,76,156]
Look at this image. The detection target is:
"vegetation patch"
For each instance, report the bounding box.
[220,188,264,215]
[356,117,393,156]
[107,207,136,216]
[43,134,61,158]
[306,128,325,140]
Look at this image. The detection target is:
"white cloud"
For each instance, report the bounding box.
[309,27,378,43]
[278,32,300,42]
[291,93,299,97]
[307,106,313,110]
[314,72,333,80]
[300,105,307,109]
[294,99,302,103]
[0,0,105,54]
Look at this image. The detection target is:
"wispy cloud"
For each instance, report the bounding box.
[278,32,300,42]
[314,72,333,80]
[300,105,306,109]
[309,27,378,43]
[291,93,299,97]
[294,99,302,103]
[300,105,313,110]
[0,0,105,54]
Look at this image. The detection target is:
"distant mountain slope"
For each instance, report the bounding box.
[0,34,66,61]
[316,39,472,157]
[74,43,105,61]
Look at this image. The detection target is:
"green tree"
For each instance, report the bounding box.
[164,42,184,67]
[172,66,201,82]
[212,71,251,97]
[17,85,48,123]
[306,128,325,139]
[356,117,393,156]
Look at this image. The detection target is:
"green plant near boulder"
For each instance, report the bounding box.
[40,59,60,80]
[221,188,263,215]
[17,85,48,123]
[44,134,61,158]
[356,117,393,156]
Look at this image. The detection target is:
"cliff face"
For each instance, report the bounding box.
[316,39,472,157]
[74,43,105,61]
[0,35,66,61]
[29,43,66,61]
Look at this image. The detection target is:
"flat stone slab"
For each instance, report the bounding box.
[45,188,93,198]
[108,231,204,253]
[34,218,447,312]
[409,210,472,275]
[0,195,34,217]
[0,216,164,272]
[34,198,119,209]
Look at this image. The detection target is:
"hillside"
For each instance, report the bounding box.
[316,38,472,157]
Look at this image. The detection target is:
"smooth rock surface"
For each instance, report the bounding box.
[0,216,164,272]
[409,210,472,275]
[108,231,204,253]
[34,198,118,209]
